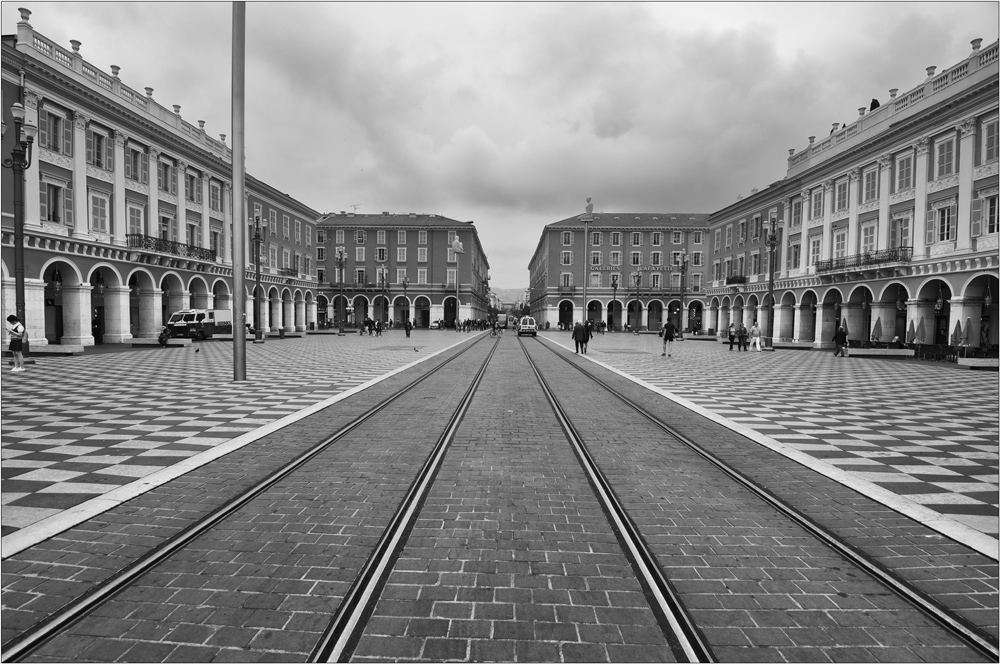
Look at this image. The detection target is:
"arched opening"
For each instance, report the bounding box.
[688,301,704,334]
[393,296,410,326]
[626,300,642,332]
[415,296,431,328]
[647,301,663,331]
[559,301,574,330]
[586,299,602,326]
[444,296,457,328]
[607,299,622,332]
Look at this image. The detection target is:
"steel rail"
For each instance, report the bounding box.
[310,336,500,662]
[2,335,491,663]
[518,337,716,663]
[532,336,1000,662]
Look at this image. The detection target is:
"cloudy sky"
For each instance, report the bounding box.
[4,2,997,289]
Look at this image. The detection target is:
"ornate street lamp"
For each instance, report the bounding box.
[2,101,37,358]
[580,197,593,326]
[252,214,263,341]
[611,274,618,332]
[633,272,641,334]
[678,249,689,340]
[452,237,465,331]
[402,276,409,327]
[765,213,780,349]
[337,248,346,335]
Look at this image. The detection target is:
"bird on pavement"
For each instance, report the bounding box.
[195,348,200,353]
[414,347,418,352]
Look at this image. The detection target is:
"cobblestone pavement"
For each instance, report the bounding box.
[1,330,477,549]
[542,331,998,547]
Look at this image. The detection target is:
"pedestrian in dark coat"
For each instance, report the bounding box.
[404,319,412,338]
[737,323,749,351]
[583,320,593,353]
[832,326,848,356]
[572,322,587,353]
[728,323,737,351]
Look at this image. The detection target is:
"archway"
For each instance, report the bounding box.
[160,273,186,327]
[352,295,369,326]
[647,300,663,331]
[444,296,457,328]
[559,300,574,330]
[688,301,704,333]
[606,299,622,332]
[626,300,643,332]
[317,295,330,328]
[393,296,410,326]
[778,292,796,340]
[414,296,431,328]
[586,299,602,326]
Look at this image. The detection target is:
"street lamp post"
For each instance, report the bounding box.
[2,102,37,359]
[765,213,780,350]
[611,275,618,332]
[252,215,263,342]
[402,276,409,327]
[633,273,641,334]
[452,238,465,331]
[678,249,688,340]
[580,208,592,327]
[337,248,346,336]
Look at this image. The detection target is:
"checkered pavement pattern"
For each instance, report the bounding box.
[568,332,999,538]
[1,331,470,538]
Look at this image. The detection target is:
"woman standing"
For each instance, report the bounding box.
[6,315,26,372]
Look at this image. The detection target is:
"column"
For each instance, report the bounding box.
[792,304,805,343]
[840,303,861,343]
[137,288,161,338]
[307,300,317,330]
[102,285,132,343]
[244,194,251,267]
[260,292,271,332]
[814,304,835,349]
[270,296,282,332]
[906,300,936,344]
[72,112,89,238]
[200,173,211,250]
[847,168,860,254]
[877,154,892,251]
[820,180,834,261]
[956,118,976,252]
[869,302,895,343]
[773,304,786,341]
[283,299,294,332]
[148,148,160,237]
[59,284,95,346]
[176,160,188,243]
[113,131,128,246]
[223,183,233,264]
[912,138,930,258]
[947,297,973,346]
[23,90,41,227]
[798,189,810,273]
[294,300,306,331]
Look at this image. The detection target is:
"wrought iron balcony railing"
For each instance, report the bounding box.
[725,275,747,285]
[278,267,299,277]
[815,246,913,273]
[127,234,216,262]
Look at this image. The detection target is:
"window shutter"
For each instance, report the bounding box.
[86,129,94,164]
[39,188,48,221]
[63,188,74,226]
[890,220,898,248]
[170,167,177,195]
[140,152,148,184]
[39,112,50,148]
[63,116,73,155]
[971,199,983,237]
[196,181,203,204]
[925,209,935,245]
[105,138,113,171]
[124,150,133,180]
[949,204,958,241]
[157,162,164,190]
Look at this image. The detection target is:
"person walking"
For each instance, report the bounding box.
[832,325,848,357]
[572,321,587,354]
[404,318,412,338]
[749,321,762,351]
[737,322,749,351]
[661,319,676,357]
[728,323,737,351]
[6,315,26,372]
[583,319,593,353]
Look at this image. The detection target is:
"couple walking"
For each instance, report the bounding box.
[572,320,593,353]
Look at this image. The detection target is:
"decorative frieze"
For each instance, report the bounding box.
[86,165,113,182]
[39,146,73,170]
[974,161,999,180]
[928,175,959,193]
[929,241,957,256]
[832,209,849,222]
[974,234,999,251]
[890,188,916,204]
[41,222,70,236]
[159,192,177,205]
[124,179,149,195]
[858,200,879,214]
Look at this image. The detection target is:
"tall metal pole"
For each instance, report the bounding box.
[611,276,618,332]
[680,250,687,340]
[765,213,778,349]
[231,1,247,380]
[3,98,35,359]
[338,249,345,336]
[254,215,262,342]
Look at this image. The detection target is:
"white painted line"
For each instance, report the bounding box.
[546,337,1000,561]
[1,336,475,559]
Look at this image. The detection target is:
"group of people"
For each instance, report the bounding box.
[727,321,764,351]
[571,319,594,353]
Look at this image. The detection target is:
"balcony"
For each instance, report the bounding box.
[278,267,299,277]
[127,234,216,262]
[815,247,913,273]
[558,285,576,294]
[725,275,747,286]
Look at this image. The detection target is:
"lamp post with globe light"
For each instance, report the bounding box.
[765,213,780,349]
[2,102,37,359]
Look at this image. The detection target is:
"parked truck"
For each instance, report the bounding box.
[165,309,233,340]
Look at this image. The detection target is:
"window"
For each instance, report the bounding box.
[295,220,301,244]
[835,180,848,211]
[609,251,621,266]
[863,168,878,202]
[896,153,913,191]
[692,231,703,244]
[269,210,277,235]
[725,226,732,248]
[355,268,366,284]
[356,247,365,261]
[862,225,876,253]
[725,258,732,276]
[591,231,602,246]
[446,269,457,286]
[737,221,746,244]
[397,247,407,262]
[714,229,721,251]
[185,172,198,201]
[792,199,802,226]
[631,232,642,246]
[375,230,385,245]
[630,251,641,266]
[589,273,601,288]
[417,269,427,284]
[833,231,846,259]
[651,251,662,266]
[211,229,221,256]
[40,181,72,225]
[561,273,573,288]
[984,115,999,163]
[419,230,427,244]
[333,229,344,244]
[306,227,312,247]
[670,273,681,290]
[927,204,957,243]
[125,145,148,183]
[973,195,999,236]
[562,231,573,245]
[39,108,72,155]
[610,232,621,246]
[127,204,144,235]
[651,273,661,290]
[809,237,821,265]
[355,230,367,243]
[936,137,955,178]
[317,246,326,261]
[317,230,326,244]
[692,251,703,267]
[891,216,911,248]
[788,243,800,268]
[610,272,622,289]
[737,255,745,275]
[270,246,278,268]
[713,262,721,281]
[751,216,762,239]
[282,248,291,269]
[448,230,457,244]
[90,192,109,233]
[987,196,999,235]
[210,182,221,211]
[447,247,458,262]
[317,267,325,282]
[375,247,388,262]
[561,251,573,266]
[590,251,601,266]
[811,189,823,219]
[86,128,112,170]
[157,160,177,194]
[651,232,662,246]
[283,215,291,239]
[418,247,427,262]
[691,274,703,291]
[671,231,682,244]
[398,230,406,244]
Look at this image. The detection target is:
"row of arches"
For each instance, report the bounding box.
[554,299,705,332]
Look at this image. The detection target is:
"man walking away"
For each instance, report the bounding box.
[749,321,762,351]
[737,323,749,351]
[833,325,848,357]
[572,321,587,354]
[405,318,412,338]
[661,319,676,357]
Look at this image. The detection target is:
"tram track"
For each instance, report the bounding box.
[521,334,999,662]
[2,335,497,663]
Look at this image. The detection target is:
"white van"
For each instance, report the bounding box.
[166,309,233,340]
